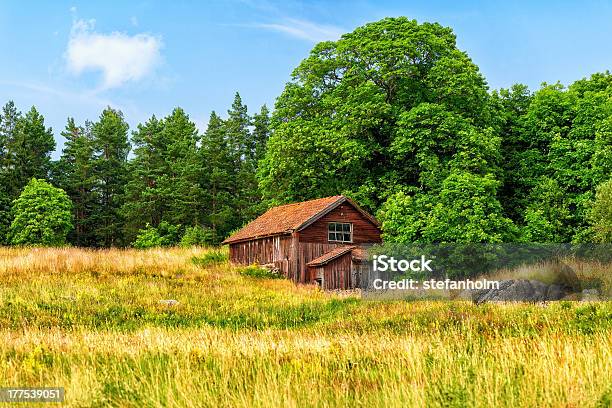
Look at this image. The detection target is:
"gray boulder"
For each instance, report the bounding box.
[469,279,573,304]
[581,289,600,301]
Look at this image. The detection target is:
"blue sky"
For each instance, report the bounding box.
[1,0,612,156]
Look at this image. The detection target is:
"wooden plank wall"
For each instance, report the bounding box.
[321,253,353,290]
[228,235,294,278]
[298,203,381,244]
[307,256,366,290]
[297,242,344,283]
[230,238,369,289]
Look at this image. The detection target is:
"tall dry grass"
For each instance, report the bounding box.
[0,247,610,407]
[0,327,610,407]
[0,246,215,277]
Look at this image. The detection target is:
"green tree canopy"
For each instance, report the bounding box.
[590,178,612,243]
[122,108,203,243]
[9,178,73,246]
[259,17,513,243]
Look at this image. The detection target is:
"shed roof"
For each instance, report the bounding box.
[222,195,379,244]
[306,246,356,267]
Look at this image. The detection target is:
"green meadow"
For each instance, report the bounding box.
[0,247,610,407]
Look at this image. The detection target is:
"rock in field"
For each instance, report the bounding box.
[467,279,573,304]
[581,289,600,301]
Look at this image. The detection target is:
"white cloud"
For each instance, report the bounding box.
[254,18,344,43]
[65,18,162,89]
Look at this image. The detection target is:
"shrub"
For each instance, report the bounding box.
[191,250,228,267]
[9,178,73,246]
[238,265,282,279]
[180,226,218,247]
[590,179,612,243]
[132,221,181,249]
[132,224,163,249]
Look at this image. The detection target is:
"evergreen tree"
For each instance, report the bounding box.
[122,115,166,240]
[90,107,130,247]
[0,101,21,242]
[0,101,20,173]
[200,111,233,239]
[252,104,271,164]
[159,108,203,227]
[4,106,55,198]
[56,118,97,246]
[225,92,251,161]
[122,108,203,243]
[224,93,262,229]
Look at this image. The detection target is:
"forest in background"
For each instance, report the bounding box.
[0,17,611,247]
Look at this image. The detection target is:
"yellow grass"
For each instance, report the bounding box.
[0,247,610,407]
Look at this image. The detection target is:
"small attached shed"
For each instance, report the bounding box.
[306,246,368,290]
[222,195,381,290]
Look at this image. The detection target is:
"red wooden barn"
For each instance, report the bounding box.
[222,195,381,290]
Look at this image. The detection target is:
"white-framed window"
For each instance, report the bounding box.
[328,222,352,243]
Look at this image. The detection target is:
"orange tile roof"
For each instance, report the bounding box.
[306,245,356,267]
[222,196,345,244]
[351,247,368,261]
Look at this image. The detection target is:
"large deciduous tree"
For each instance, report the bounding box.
[9,178,73,246]
[495,73,612,242]
[259,17,513,243]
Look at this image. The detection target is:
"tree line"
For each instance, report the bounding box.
[0,93,269,247]
[1,17,611,247]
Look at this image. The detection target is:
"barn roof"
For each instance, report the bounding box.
[222,195,379,244]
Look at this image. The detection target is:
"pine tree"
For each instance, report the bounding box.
[159,108,203,227]
[56,118,97,246]
[122,109,204,245]
[224,93,263,229]
[225,92,251,162]
[0,101,21,242]
[90,107,130,247]
[4,106,55,198]
[200,111,233,239]
[0,101,20,172]
[122,115,167,241]
[252,104,270,164]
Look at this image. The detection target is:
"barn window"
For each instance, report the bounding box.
[328,222,352,243]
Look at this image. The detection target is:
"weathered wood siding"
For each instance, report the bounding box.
[307,252,354,290]
[228,234,295,278]
[228,200,380,289]
[297,242,344,283]
[298,203,381,244]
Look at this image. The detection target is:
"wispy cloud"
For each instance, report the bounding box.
[0,80,117,110]
[252,18,345,43]
[65,16,163,89]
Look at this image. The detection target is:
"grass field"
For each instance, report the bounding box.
[0,247,610,407]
